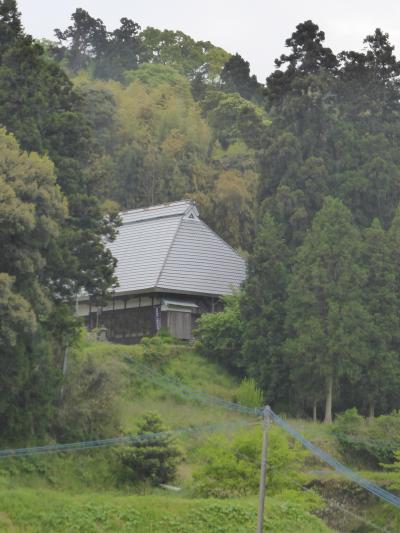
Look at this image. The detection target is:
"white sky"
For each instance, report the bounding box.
[18,0,400,82]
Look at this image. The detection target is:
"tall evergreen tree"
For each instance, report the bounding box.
[54,8,108,72]
[260,20,400,243]
[55,9,143,80]
[241,213,289,406]
[266,20,337,107]
[220,53,260,100]
[338,29,400,128]
[357,219,400,417]
[285,197,368,423]
[0,1,118,301]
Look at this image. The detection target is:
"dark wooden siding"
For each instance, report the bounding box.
[89,307,157,344]
[84,293,223,343]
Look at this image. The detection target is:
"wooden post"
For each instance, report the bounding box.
[257,405,271,533]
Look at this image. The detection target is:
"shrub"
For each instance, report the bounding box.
[53,352,124,442]
[195,294,244,373]
[140,334,183,365]
[382,451,400,490]
[119,412,183,485]
[193,425,306,497]
[234,377,263,408]
[333,408,400,466]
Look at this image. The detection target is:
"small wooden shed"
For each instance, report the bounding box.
[77,200,246,342]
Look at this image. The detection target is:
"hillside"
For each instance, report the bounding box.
[0,490,331,532]
[2,3,400,530]
[0,336,398,531]
[0,336,334,532]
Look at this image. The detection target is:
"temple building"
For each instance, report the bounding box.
[76,200,246,342]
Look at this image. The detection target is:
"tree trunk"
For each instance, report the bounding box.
[368,401,375,421]
[313,399,317,423]
[324,375,333,424]
[59,346,69,403]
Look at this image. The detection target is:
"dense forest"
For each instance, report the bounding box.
[1,0,400,449]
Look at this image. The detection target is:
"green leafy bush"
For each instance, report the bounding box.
[140,334,184,365]
[382,451,400,496]
[333,408,400,466]
[195,294,244,373]
[193,425,307,497]
[119,412,183,485]
[234,377,263,408]
[54,352,124,442]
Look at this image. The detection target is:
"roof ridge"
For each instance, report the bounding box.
[121,199,192,216]
[122,212,183,226]
[154,216,185,288]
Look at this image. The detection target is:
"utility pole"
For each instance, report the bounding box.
[257,405,271,533]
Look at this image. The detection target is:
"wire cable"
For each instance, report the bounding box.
[2,355,400,510]
[0,420,252,459]
[293,480,392,533]
[126,357,400,508]
[269,408,400,508]
[126,357,261,416]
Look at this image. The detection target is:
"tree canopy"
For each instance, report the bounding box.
[3,1,400,433]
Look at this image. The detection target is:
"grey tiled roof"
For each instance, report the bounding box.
[121,200,198,224]
[107,200,246,297]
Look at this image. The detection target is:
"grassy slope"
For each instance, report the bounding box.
[81,336,244,430]
[0,489,331,533]
[0,338,334,532]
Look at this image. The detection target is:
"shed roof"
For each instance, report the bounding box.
[106,200,246,298]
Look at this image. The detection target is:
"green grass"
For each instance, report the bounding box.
[0,338,249,491]
[0,337,354,531]
[0,488,332,532]
[79,336,243,431]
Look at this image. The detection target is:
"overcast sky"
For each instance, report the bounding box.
[18,1,400,81]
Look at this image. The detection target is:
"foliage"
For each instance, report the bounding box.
[0,2,119,303]
[242,19,400,420]
[53,351,124,442]
[140,333,184,365]
[382,451,400,491]
[0,489,331,532]
[7,0,400,450]
[0,337,243,493]
[333,409,400,466]
[241,212,289,406]
[119,412,183,485]
[193,425,307,497]
[55,16,261,251]
[195,294,244,373]
[220,53,261,100]
[0,127,67,443]
[261,20,400,233]
[285,197,368,423]
[139,27,230,79]
[54,12,230,82]
[357,219,400,416]
[234,378,263,408]
[54,8,143,79]
[202,90,268,149]
[0,448,119,492]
